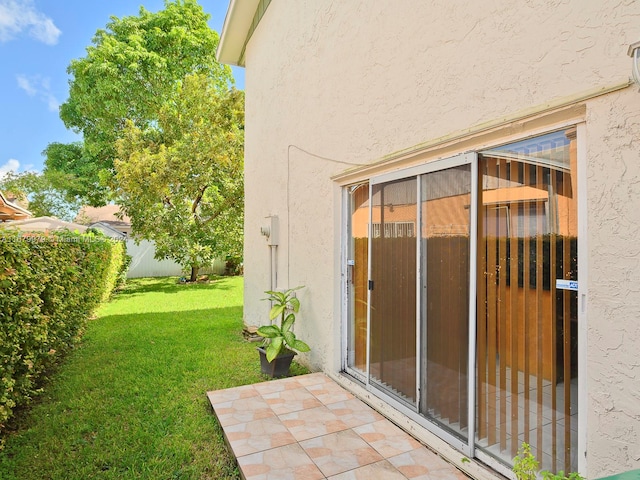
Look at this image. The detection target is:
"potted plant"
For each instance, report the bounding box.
[257,286,310,377]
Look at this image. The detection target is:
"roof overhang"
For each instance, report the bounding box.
[216,0,261,67]
[0,191,32,220]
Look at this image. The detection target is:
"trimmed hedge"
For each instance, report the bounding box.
[0,229,126,432]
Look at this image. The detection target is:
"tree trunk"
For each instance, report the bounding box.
[190,265,199,282]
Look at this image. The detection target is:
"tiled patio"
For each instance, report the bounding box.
[207,372,471,479]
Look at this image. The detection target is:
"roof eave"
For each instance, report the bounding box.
[217,0,261,67]
[0,191,32,217]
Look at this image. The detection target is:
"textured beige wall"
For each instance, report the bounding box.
[585,88,640,476]
[240,1,640,476]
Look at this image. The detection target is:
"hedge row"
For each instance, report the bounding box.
[0,229,127,432]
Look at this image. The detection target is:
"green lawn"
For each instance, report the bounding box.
[0,276,307,479]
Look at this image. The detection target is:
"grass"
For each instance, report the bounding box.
[0,276,308,479]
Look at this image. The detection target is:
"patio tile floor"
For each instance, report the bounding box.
[207,373,471,480]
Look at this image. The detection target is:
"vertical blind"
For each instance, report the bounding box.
[477,129,578,472]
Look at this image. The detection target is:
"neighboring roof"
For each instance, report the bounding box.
[3,191,28,209]
[88,222,127,239]
[217,0,264,66]
[0,190,32,221]
[76,204,131,225]
[1,216,88,233]
[97,220,131,230]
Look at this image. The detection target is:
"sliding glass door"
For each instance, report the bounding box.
[345,183,369,379]
[369,177,417,405]
[419,164,473,441]
[343,128,579,475]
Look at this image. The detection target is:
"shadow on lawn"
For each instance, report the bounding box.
[116,276,235,298]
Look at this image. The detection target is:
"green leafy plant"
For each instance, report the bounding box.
[541,470,585,480]
[513,442,585,480]
[257,287,311,362]
[513,443,540,480]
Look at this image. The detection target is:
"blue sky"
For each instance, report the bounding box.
[0,0,244,177]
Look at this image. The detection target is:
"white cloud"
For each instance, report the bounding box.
[0,158,20,179]
[16,74,60,112]
[29,15,59,44]
[16,74,36,95]
[0,0,61,45]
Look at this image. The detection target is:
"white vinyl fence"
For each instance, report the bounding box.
[125,239,226,278]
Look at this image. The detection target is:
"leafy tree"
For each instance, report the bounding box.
[114,74,244,281]
[1,142,96,219]
[0,171,82,222]
[42,142,107,206]
[57,0,232,203]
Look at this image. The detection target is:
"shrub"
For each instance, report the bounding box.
[116,253,132,289]
[0,229,126,433]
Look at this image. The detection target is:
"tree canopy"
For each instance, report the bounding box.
[42,142,107,206]
[114,74,244,280]
[29,1,245,273]
[0,170,82,222]
[56,0,232,204]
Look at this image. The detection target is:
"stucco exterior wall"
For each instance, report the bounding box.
[585,88,640,476]
[240,1,640,477]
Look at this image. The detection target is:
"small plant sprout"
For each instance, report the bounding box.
[512,443,539,480]
[541,470,586,480]
[513,442,585,480]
